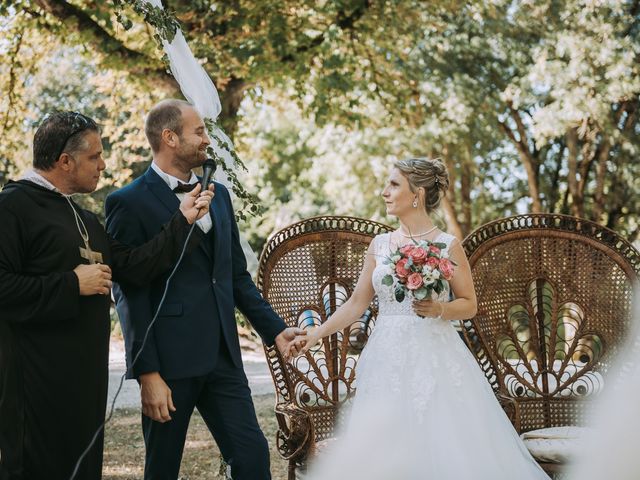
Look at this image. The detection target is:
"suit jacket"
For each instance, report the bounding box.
[105,167,286,380]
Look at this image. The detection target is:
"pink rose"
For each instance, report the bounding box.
[406,272,424,290]
[410,247,428,265]
[429,245,441,255]
[426,257,439,269]
[439,258,455,280]
[399,245,415,257]
[395,258,411,279]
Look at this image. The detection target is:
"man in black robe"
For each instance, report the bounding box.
[0,111,213,480]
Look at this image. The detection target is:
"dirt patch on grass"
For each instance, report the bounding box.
[103,394,289,479]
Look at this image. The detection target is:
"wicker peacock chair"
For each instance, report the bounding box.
[460,213,640,475]
[256,215,393,480]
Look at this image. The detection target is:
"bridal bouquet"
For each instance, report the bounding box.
[381,240,456,302]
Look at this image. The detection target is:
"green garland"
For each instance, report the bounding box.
[205,118,264,222]
[113,0,180,43]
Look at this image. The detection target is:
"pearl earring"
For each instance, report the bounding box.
[413,199,418,208]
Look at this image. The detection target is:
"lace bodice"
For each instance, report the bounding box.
[371,231,455,317]
[355,230,467,422]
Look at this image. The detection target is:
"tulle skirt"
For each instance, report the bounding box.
[305,314,550,480]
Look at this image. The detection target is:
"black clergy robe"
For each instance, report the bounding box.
[0,180,199,480]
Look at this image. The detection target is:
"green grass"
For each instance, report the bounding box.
[103,394,289,480]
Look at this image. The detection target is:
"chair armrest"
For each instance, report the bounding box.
[496,392,522,432]
[274,403,315,462]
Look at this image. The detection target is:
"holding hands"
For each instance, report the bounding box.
[277,299,450,362]
[282,328,323,359]
[295,328,321,356]
[281,300,449,361]
[275,327,308,360]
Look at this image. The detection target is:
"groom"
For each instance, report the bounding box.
[106,99,303,479]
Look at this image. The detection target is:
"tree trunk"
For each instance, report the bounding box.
[218,77,248,141]
[606,206,622,230]
[441,196,464,240]
[461,148,473,235]
[499,112,542,213]
[1,30,24,132]
[439,148,464,239]
[594,101,637,223]
[565,128,584,218]
[546,144,564,212]
[590,136,611,223]
[605,164,624,229]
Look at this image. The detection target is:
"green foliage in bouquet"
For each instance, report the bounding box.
[381,239,455,303]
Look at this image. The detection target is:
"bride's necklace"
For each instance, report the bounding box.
[398,225,438,238]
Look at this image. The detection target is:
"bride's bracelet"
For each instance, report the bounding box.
[436,303,445,321]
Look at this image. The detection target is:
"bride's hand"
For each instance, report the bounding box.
[412,299,445,319]
[297,328,322,356]
[286,334,308,358]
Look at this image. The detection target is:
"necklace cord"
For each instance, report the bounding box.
[65,196,90,245]
[398,224,438,238]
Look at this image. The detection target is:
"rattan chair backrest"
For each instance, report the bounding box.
[257,216,393,441]
[461,214,640,431]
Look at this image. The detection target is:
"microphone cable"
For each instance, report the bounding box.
[69,221,198,480]
[69,159,216,479]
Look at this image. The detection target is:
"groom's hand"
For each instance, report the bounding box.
[140,371,176,423]
[179,183,215,224]
[275,327,307,360]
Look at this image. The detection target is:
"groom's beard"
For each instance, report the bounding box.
[176,145,207,169]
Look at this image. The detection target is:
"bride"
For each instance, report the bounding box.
[292,158,549,479]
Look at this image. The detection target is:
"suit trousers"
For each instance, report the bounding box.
[141,344,270,480]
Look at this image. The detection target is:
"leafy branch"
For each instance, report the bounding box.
[205,118,264,222]
[115,0,263,220]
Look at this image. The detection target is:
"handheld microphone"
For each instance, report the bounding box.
[201,158,217,190]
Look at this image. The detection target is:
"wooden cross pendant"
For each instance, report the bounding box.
[79,239,103,264]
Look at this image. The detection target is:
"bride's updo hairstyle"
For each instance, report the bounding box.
[394,157,449,213]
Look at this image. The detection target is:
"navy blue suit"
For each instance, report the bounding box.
[105,167,286,479]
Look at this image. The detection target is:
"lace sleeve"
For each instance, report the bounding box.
[371,234,379,256]
[439,233,458,254]
[371,232,388,260]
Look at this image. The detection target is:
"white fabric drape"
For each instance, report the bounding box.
[144,0,257,269]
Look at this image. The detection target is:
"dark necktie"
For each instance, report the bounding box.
[173,182,198,193]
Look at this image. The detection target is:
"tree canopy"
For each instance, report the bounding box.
[1,0,638,245]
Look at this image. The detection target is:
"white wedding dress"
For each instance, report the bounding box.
[305,232,550,480]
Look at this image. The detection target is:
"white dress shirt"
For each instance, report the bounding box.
[151,162,212,233]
